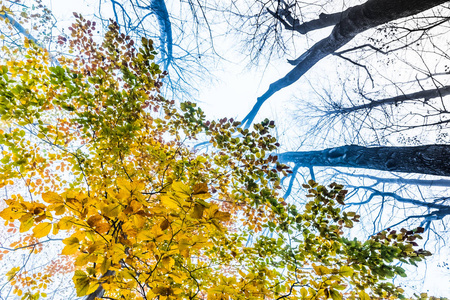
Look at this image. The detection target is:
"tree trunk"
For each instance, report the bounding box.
[278,145,450,177]
[149,0,173,70]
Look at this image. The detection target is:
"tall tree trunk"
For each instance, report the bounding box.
[242,0,448,128]
[278,144,450,177]
[149,0,173,70]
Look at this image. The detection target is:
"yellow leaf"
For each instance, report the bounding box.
[58,216,76,230]
[102,204,121,218]
[172,181,191,197]
[117,178,145,195]
[160,195,179,210]
[178,238,191,258]
[359,291,371,300]
[339,265,354,277]
[133,214,145,228]
[6,267,20,281]
[312,264,330,276]
[300,287,308,299]
[75,253,96,267]
[330,289,342,300]
[32,222,52,238]
[53,204,66,215]
[62,236,79,255]
[161,256,175,270]
[190,203,204,219]
[100,258,111,274]
[19,214,34,232]
[137,230,154,241]
[42,191,62,204]
[74,274,90,296]
[214,210,231,222]
[193,183,210,199]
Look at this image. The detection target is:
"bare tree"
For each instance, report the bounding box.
[236,0,450,128]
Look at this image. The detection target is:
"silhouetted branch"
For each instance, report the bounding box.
[278,144,450,177]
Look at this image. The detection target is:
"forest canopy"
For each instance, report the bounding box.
[0,12,439,300]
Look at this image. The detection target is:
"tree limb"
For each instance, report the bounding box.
[328,85,450,115]
[278,144,450,177]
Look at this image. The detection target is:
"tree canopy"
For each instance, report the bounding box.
[0,14,437,300]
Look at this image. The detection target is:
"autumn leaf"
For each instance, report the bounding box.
[339,265,354,277]
[172,181,191,198]
[213,210,231,222]
[190,203,204,219]
[32,222,52,238]
[62,236,80,255]
[312,264,331,275]
[161,256,175,270]
[193,182,210,199]
[160,195,180,210]
[160,219,170,230]
[359,290,371,300]
[42,192,63,204]
[19,214,34,233]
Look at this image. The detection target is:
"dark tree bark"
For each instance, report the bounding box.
[268,6,352,34]
[278,144,450,177]
[241,0,449,128]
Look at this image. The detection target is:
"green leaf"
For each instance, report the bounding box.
[339,265,354,277]
[330,289,342,300]
[359,290,371,300]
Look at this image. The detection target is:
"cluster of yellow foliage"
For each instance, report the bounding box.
[0,13,434,300]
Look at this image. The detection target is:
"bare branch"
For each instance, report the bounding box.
[278,144,450,177]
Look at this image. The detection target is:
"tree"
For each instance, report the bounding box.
[235,0,450,128]
[278,145,450,229]
[0,1,56,56]
[0,16,433,300]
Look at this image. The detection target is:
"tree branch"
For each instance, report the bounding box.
[278,144,450,177]
[328,85,450,115]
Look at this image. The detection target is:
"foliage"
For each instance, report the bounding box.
[0,14,434,300]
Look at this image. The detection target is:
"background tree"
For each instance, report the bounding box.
[227,0,450,127]
[91,0,225,99]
